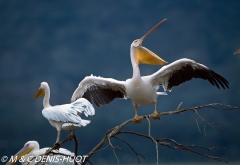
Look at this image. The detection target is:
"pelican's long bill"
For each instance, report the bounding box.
[141,18,167,41]
[6,145,32,165]
[134,18,168,65]
[134,46,167,65]
[34,88,45,98]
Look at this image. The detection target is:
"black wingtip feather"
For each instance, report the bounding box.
[167,64,229,90]
[82,85,126,107]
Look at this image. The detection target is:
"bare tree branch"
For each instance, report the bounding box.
[108,137,120,164]
[37,131,79,165]
[39,103,238,165]
[118,131,228,162]
[160,103,239,116]
[112,136,145,163]
[80,103,239,164]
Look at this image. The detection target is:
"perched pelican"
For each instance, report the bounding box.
[71,18,229,124]
[34,82,95,142]
[6,141,77,165]
[234,49,240,55]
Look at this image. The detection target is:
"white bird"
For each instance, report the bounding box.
[34,82,95,142]
[6,141,77,165]
[234,49,240,55]
[71,18,229,124]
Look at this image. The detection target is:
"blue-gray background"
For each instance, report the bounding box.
[0,1,240,164]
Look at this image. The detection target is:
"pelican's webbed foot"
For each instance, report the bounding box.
[67,133,74,141]
[53,142,62,150]
[150,111,160,120]
[133,115,143,124]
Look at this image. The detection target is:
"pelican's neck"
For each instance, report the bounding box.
[43,86,51,108]
[130,46,141,79]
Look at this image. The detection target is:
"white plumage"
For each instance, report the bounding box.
[34,82,95,142]
[71,19,229,124]
[6,141,77,165]
[234,49,240,55]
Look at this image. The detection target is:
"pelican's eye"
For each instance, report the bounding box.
[133,40,139,45]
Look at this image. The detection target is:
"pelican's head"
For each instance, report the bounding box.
[234,49,240,55]
[34,82,49,98]
[6,141,39,165]
[131,18,168,66]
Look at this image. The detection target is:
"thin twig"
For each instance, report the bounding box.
[160,103,240,116]
[177,102,183,110]
[119,131,228,162]
[187,145,226,152]
[146,117,159,164]
[72,131,78,165]
[113,136,145,163]
[92,144,110,153]
[196,118,201,133]
[108,138,120,164]
[159,145,176,162]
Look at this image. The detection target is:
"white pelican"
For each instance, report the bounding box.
[71,18,229,124]
[6,141,77,165]
[34,82,95,142]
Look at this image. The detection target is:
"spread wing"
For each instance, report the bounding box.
[143,58,229,91]
[71,98,95,116]
[42,98,94,124]
[71,75,127,107]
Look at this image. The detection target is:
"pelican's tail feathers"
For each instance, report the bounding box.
[157,92,168,96]
[62,119,91,128]
[79,119,91,127]
[71,98,95,117]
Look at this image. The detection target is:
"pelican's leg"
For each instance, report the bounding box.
[67,129,74,140]
[72,129,79,156]
[133,104,143,124]
[53,131,62,150]
[150,102,160,120]
[56,130,61,143]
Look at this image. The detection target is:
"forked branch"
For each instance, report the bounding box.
[37,103,239,165]
[81,103,239,164]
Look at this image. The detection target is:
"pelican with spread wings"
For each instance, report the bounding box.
[71,18,229,124]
